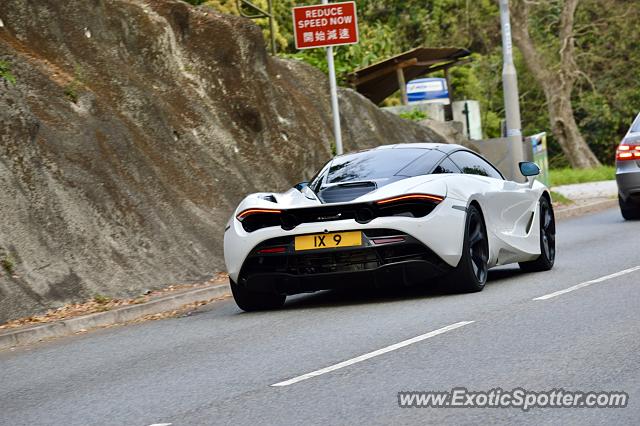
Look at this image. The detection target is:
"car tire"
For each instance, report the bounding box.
[449,204,489,292]
[619,195,640,220]
[519,196,556,272]
[230,279,286,312]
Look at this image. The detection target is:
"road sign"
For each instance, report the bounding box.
[529,132,549,187]
[292,1,358,50]
[292,1,358,156]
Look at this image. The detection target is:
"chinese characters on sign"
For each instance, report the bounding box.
[292,1,358,49]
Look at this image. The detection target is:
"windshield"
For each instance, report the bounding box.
[324,148,442,185]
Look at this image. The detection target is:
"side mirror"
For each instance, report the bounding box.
[519,162,540,177]
[294,182,309,191]
[519,162,540,188]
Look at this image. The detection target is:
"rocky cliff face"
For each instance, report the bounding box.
[0,0,445,321]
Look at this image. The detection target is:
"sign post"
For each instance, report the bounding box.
[499,0,524,181]
[292,1,358,155]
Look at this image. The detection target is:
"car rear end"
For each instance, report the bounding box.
[225,192,464,296]
[616,113,640,219]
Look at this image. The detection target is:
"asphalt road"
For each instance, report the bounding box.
[1,207,639,426]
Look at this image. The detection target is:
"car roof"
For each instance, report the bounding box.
[333,143,505,179]
[340,142,465,157]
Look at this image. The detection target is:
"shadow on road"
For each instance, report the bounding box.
[278,267,526,311]
[486,267,524,283]
[282,286,447,311]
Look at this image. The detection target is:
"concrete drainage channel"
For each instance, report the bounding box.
[0,194,618,351]
[0,284,231,351]
[553,180,618,220]
[554,198,617,220]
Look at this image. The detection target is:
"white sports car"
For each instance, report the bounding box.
[224,143,555,311]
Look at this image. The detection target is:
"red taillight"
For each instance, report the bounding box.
[375,194,444,205]
[257,246,286,254]
[236,208,282,232]
[236,208,281,221]
[616,144,640,161]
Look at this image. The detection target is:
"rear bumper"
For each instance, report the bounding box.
[224,197,467,282]
[243,260,448,295]
[616,161,640,201]
[237,230,451,295]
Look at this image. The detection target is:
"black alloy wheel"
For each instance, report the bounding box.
[230,279,286,312]
[519,196,556,272]
[450,204,489,292]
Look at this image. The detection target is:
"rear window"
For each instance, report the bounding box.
[325,148,442,184]
[631,113,640,133]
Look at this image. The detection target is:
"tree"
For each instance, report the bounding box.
[183,0,637,166]
[509,0,600,168]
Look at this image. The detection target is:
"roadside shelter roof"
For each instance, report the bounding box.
[347,47,472,105]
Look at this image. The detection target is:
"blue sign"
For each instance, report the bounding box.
[407,78,449,103]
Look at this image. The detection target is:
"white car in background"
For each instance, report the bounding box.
[224,143,555,311]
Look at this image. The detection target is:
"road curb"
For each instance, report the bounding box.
[555,198,617,220]
[0,283,231,351]
[0,198,618,351]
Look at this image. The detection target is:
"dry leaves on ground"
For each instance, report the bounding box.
[0,273,229,331]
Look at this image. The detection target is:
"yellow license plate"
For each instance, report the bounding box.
[294,231,362,251]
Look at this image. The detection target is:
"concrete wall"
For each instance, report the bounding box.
[383,103,447,122]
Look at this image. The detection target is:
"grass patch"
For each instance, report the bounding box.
[399,109,428,122]
[1,257,15,274]
[0,60,16,85]
[93,294,112,304]
[550,191,573,205]
[549,166,615,187]
[64,84,79,103]
[63,64,85,103]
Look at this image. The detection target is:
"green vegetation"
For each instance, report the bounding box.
[186,0,289,50]
[550,191,573,205]
[64,84,79,103]
[0,60,16,85]
[64,65,86,103]
[1,256,15,275]
[399,109,428,122]
[93,294,112,304]
[184,0,639,168]
[549,166,616,187]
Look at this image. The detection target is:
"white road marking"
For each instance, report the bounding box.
[148,423,172,426]
[271,321,474,387]
[533,266,640,301]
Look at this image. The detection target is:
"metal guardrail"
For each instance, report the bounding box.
[236,0,276,54]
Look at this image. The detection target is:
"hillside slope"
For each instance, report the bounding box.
[0,0,445,321]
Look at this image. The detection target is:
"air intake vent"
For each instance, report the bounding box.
[260,194,277,203]
[318,182,376,203]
